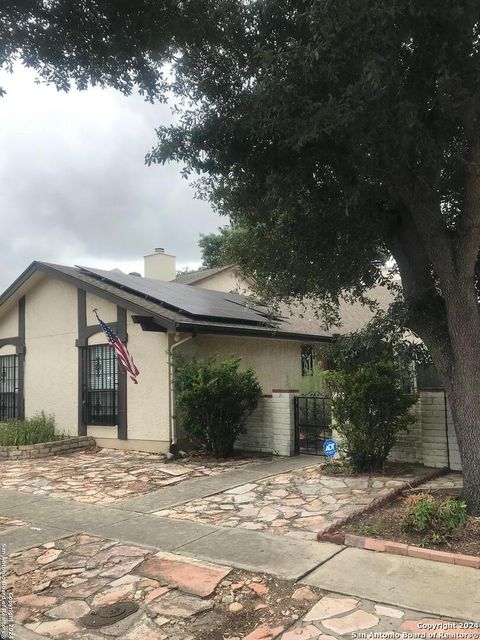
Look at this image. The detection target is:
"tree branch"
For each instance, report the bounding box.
[388,208,453,378]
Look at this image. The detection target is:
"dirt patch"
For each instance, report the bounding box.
[343,490,480,556]
[173,570,322,640]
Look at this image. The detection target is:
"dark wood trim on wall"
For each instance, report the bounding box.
[17,296,25,419]
[117,307,128,440]
[76,288,129,440]
[77,289,87,436]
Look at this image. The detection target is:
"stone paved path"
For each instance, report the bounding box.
[0,515,25,532]
[420,472,464,492]
[1,456,475,637]
[270,593,470,640]
[7,534,324,640]
[153,464,430,539]
[7,535,468,640]
[0,449,260,504]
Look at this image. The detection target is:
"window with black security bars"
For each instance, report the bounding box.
[84,344,118,426]
[301,344,314,376]
[0,354,18,421]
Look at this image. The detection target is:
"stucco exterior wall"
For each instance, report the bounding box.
[85,292,117,324]
[0,274,171,453]
[85,301,171,451]
[24,276,78,435]
[193,269,253,294]
[177,334,305,394]
[124,315,170,447]
[0,304,18,340]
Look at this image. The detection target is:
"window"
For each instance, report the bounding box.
[84,345,118,425]
[0,354,18,421]
[301,345,315,376]
[417,363,444,390]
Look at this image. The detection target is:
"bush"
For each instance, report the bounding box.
[325,361,417,472]
[0,412,60,446]
[402,493,468,544]
[173,356,262,457]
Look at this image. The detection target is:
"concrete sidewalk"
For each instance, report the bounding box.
[302,546,480,621]
[0,455,339,579]
[1,456,478,623]
[115,453,318,512]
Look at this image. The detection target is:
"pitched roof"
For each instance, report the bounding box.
[174,265,235,285]
[273,285,394,339]
[0,262,332,342]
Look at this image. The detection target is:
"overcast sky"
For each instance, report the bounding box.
[0,67,223,292]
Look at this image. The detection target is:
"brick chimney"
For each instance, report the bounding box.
[144,248,176,281]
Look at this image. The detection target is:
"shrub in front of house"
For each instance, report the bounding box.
[326,361,417,472]
[0,411,61,446]
[402,493,468,545]
[173,356,262,457]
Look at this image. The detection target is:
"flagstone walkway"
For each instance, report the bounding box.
[153,464,430,539]
[0,448,260,504]
[269,594,471,640]
[7,534,468,640]
[420,472,464,492]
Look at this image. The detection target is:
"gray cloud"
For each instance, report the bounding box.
[0,68,223,291]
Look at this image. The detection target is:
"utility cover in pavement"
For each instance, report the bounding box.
[80,601,139,628]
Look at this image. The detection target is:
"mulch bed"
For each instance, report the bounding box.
[342,490,480,556]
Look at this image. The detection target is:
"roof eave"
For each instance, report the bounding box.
[0,262,177,332]
[172,321,333,342]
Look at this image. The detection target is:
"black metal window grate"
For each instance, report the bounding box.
[84,344,118,426]
[301,345,315,376]
[0,354,18,421]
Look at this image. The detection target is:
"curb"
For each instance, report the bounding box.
[316,466,448,539]
[316,467,480,570]
[321,532,480,569]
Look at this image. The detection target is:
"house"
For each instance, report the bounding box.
[172,261,461,471]
[0,250,337,454]
[0,249,461,469]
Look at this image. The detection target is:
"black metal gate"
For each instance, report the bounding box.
[294,395,332,455]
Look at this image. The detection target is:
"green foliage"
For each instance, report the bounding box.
[322,459,353,476]
[198,225,249,270]
[318,298,430,374]
[173,355,262,457]
[4,1,480,506]
[402,493,468,544]
[352,522,385,538]
[325,362,417,472]
[199,228,230,268]
[0,412,60,446]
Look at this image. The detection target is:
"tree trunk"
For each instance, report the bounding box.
[447,381,480,514]
[410,279,480,514]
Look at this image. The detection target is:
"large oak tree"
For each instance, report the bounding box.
[3,2,480,510]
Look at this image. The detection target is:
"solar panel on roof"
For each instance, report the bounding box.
[76,266,276,325]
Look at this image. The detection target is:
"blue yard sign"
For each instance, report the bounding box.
[323,438,338,458]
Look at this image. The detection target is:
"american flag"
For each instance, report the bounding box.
[94,311,140,384]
